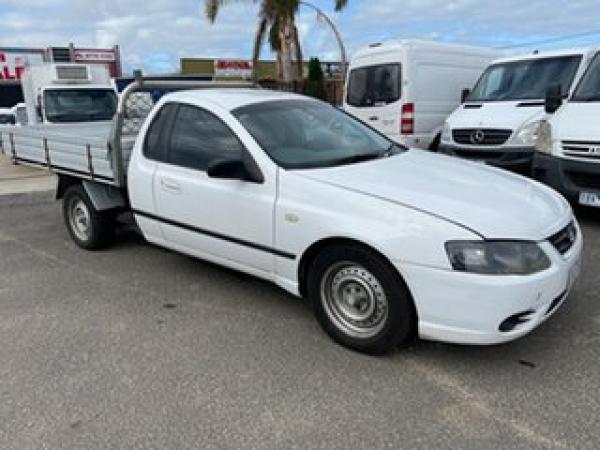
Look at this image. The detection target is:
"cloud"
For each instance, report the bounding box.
[0,0,599,74]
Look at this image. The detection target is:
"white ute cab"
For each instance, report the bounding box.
[12,86,581,354]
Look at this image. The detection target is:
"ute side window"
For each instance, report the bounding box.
[167,104,244,171]
[143,103,177,162]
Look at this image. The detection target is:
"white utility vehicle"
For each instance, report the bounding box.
[440,47,598,171]
[344,39,497,150]
[1,63,118,171]
[0,76,582,354]
[22,63,116,126]
[0,108,15,125]
[534,50,600,208]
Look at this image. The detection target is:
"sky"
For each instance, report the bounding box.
[1,0,600,74]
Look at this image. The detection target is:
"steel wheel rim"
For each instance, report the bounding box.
[320,262,388,339]
[68,197,91,242]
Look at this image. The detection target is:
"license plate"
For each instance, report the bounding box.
[579,191,600,208]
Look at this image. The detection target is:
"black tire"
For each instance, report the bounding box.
[62,184,115,250]
[307,244,416,355]
[429,134,441,152]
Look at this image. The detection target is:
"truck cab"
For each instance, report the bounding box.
[21,63,117,127]
[533,50,600,208]
[440,48,597,172]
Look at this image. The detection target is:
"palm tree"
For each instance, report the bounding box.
[204,0,348,83]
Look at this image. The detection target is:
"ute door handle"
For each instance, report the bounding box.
[160,179,181,194]
[368,116,379,121]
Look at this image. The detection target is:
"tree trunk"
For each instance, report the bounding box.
[292,24,303,81]
[278,15,295,84]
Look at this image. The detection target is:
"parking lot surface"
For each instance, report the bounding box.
[0,191,599,449]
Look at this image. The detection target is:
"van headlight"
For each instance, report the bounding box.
[511,121,542,146]
[445,241,551,275]
[441,122,451,142]
[535,120,553,154]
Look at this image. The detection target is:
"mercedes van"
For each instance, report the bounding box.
[533,49,600,208]
[344,40,497,150]
[440,48,598,171]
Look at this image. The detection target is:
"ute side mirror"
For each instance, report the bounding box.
[461,88,471,103]
[545,84,563,114]
[207,157,263,183]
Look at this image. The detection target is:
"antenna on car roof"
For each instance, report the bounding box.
[533,49,539,54]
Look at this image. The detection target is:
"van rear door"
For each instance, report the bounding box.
[345,63,402,138]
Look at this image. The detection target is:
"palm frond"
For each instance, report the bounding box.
[204,0,224,23]
[334,0,348,11]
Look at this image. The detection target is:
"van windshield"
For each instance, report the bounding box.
[44,89,117,123]
[572,52,600,101]
[468,55,582,102]
[346,64,401,107]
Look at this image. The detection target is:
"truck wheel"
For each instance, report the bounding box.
[63,185,114,250]
[307,244,416,355]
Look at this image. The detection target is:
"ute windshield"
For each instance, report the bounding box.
[233,99,404,169]
[572,52,600,102]
[44,88,117,123]
[468,55,582,102]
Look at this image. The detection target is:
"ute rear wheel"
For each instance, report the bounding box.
[307,244,416,355]
[63,184,115,250]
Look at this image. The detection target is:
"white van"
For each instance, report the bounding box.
[344,40,497,150]
[440,47,598,171]
[533,49,600,208]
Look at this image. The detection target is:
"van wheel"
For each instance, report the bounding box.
[307,244,416,355]
[63,185,114,250]
[429,134,441,152]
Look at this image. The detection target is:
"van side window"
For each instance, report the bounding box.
[168,105,244,171]
[347,64,401,107]
[143,103,177,162]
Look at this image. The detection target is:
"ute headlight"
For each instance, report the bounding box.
[445,240,551,275]
[511,121,542,146]
[441,122,451,142]
[535,120,553,154]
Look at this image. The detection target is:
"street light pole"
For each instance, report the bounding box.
[299,1,348,83]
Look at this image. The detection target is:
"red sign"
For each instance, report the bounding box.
[214,60,254,78]
[0,50,45,80]
[73,49,116,62]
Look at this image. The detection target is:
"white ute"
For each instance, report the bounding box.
[0,77,582,354]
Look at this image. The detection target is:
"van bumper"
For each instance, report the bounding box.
[439,143,534,173]
[532,152,600,204]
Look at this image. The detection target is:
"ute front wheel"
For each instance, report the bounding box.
[307,244,416,355]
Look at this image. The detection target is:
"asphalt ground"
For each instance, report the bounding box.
[0,190,599,449]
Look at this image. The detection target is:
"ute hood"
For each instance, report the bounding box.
[448,101,545,133]
[298,149,571,240]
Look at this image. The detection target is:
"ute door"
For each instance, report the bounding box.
[152,103,277,275]
[129,102,179,244]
